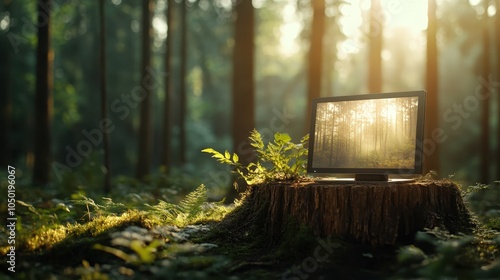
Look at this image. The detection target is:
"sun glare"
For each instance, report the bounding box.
[153,15,168,39]
[339,0,428,34]
[382,0,428,31]
[337,0,428,58]
[278,1,428,57]
[279,2,301,56]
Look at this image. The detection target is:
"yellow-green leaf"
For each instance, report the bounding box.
[201,148,216,153]
[275,132,292,143]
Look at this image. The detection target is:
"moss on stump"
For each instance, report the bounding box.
[225,180,476,246]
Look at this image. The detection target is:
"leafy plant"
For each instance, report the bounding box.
[73,195,127,221]
[145,184,231,227]
[202,129,309,185]
[15,199,72,231]
[461,182,490,198]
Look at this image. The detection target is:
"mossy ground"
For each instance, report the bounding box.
[1,181,500,279]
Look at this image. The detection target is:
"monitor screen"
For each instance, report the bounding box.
[307,91,426,176]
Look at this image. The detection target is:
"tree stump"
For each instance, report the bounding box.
[239,180,475,246]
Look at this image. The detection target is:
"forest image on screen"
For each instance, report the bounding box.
[312,97,419,169]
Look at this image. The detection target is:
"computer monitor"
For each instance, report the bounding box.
[307,91,426,181]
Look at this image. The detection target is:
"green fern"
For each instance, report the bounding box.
[145,184,223,226]
[72,195,127,220]
[144,199,181,221]
[202,129,309,186]
[178,184,208,217]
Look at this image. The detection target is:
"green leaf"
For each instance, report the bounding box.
[233,153,239,163]
[224,150,231,159]
[274,132,292,143]
[202,148,225,160]
[201,148,216,154]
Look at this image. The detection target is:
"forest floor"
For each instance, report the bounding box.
[1,179,500,279]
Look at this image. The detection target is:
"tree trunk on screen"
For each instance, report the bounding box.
[228,0,255,202]
[368,0,383,93]
[136,0,154,180]
[0,1,12,168]
[480,1,491,184]
[424,0,439,175]
[33,0,53,185]
[162,0,174,171]
[99,0,111,193]
[221,181,475,246]
[305,0,325,133]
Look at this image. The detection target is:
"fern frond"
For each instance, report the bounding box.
[145,199,181,220]
[100,197,127,214]
[178,184,208,217]
[249,129,264,150]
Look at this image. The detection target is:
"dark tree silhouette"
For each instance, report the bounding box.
[33,0,53,185]
[99,0,111,193]
[229,0,255,201]
[424,0,440,174]
[136,0,154,180]
[179,0,188,165]
[496,0,500,179]
[305,0,325,133]
[162,0,174,171]
[0,0,12,168]
[480,0,491,183]
[368,0,383,93]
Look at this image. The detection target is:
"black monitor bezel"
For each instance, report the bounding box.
[307,91,426,176]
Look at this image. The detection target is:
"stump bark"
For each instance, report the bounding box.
[241,180,475,245]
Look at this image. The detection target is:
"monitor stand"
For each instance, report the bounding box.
[311,174,415,183]
[355,174,388,182]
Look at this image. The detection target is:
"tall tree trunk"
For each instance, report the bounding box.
[162,0,174,171]
[99,0,111,193]
[496,0,500,179]
[0,0,12,168]
[33,0,53,185]
[424,0,440,175]
[136,0,154,180]
[368,0,383,93]
[480,0,491,183]
[179,0,188,165]
[305,0,325,133]
[228,0,255,201]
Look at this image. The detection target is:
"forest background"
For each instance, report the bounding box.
[1,0,500,198]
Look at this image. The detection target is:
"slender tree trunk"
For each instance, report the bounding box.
[424,0,440,175]
[0,1,12,168]
[228,0,255,201]
[323,17,335,98]
[162,0,174,171]
[136,0,154,180]
[33,0,53,185]
[368,0,383,93]
[496,0,500,179]
[99,0,111,193]
[305,0,325,133]
[480,0,491,183]
[179,0,188,165]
